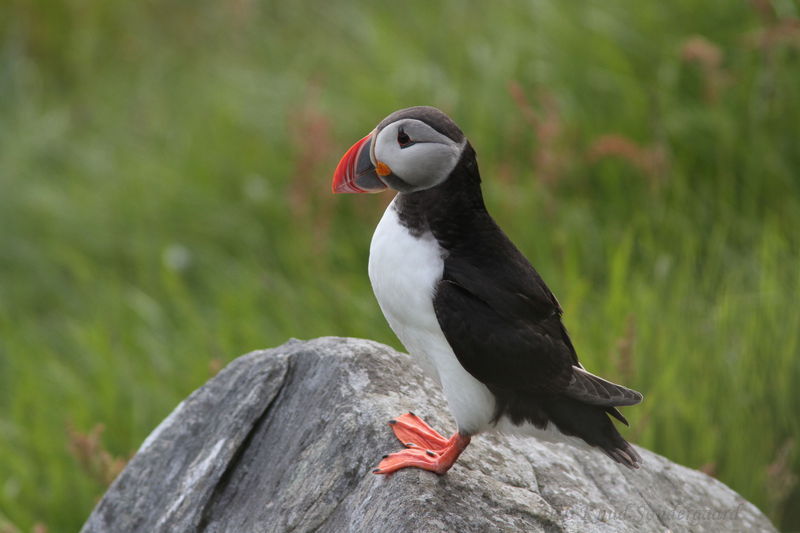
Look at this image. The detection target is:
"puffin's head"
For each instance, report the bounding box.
[332,106,467,194]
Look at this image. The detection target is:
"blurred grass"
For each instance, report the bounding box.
[1,0,799,531]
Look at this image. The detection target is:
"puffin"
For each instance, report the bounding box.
[331,106,643,475]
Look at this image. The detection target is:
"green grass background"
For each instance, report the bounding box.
[1,0,799,531]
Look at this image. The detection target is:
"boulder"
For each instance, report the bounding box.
[81,337,776,533]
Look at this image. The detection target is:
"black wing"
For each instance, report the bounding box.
[432,230,641,410]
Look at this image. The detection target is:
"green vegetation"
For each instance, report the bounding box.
[1,1,798,531]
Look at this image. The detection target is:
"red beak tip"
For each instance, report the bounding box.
[332,133,375,194]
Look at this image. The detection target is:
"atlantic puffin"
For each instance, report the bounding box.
[332,106,643,475]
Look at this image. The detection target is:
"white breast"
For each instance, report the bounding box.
[368,197,496,434]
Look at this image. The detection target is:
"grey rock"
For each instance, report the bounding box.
[81,337,777,533]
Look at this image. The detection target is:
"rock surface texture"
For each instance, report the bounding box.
[81,337,776,533]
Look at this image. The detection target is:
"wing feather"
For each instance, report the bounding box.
[564,366,643,406]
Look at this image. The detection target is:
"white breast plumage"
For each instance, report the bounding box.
[368,196,496,434]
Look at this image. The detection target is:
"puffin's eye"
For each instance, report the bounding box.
[397,128,413,148]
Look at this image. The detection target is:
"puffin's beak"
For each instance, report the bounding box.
[332,132,388,193]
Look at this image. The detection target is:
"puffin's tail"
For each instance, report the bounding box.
[543,395,643,469]
[599,432,642,469]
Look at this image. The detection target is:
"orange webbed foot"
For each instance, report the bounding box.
[373,413,470,476]
[387,412,451,451]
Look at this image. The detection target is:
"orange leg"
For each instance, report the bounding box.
[373,412,471,475]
